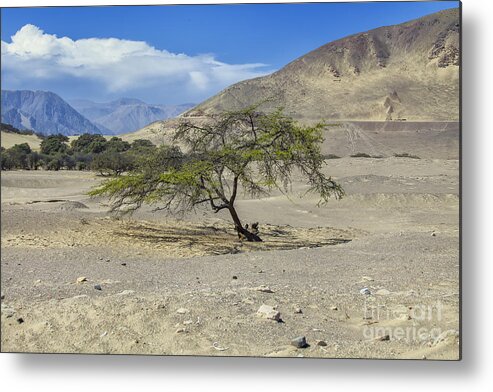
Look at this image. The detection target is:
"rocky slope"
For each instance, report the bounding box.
[1,90,103,136]
[184,8,459,122]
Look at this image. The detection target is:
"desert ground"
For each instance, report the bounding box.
[1,125,460,359]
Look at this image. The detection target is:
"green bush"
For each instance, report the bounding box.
[91,151,133,176]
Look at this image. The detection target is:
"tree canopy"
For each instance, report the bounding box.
[90,106,344,241]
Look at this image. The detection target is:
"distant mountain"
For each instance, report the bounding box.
[70,98,195,134]
[1,90,103,136]
[184,8,459,122]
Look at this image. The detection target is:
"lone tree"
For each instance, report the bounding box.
[90,106,344,241]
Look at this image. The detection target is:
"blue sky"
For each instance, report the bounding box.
[1,1,459,104]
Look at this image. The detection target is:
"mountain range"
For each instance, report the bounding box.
[1,90,194,136]
[1,90,103,136]
[69,98,194,134]
[183,8,459,122]
[1,8,459,142]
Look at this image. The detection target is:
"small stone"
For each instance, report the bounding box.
[115,290,134,296]
[94,284,102,291]
[121,263,127,266]
[183,320,193,325]
[294,307,303,314]
[232,276,238,280]
[254,285,274,293]
[16,317,24,324]
[431,232,436,237]
[316,340,328,346]
[175,328,186,333]
[1,292,4,300]
[176,308,190,314]
[291,336,309,348]
[1,305,15,318]
[330,306,338,311]
[375,334,390,341]
[76,276,87,284]
[256,304,281,321]
[360,287,371,295]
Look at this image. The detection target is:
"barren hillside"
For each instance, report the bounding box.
[184,8,459,122]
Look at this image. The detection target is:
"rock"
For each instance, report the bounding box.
[94,284,102,291]
[294,307,303,314]
[361,276,374,282]
[1,292,4,300]
[183,320,193,325]
[256,304,281,321]
[330,306,338,311]
[175,328,186,333]
[431,232,436,237]
[291,336,309,348]
[1,304,15,318]
[254,285,274,293]
[375,334,390,341]
[115,290,135,296]
[121,263,127,266]
[316,340,328,346]
[232,276,238,280]
[360,287,371,295]
[76,276,87,284]
[16,317,24,324]
[176,308,190,314]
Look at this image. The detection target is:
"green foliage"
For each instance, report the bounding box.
[130,139,155,150]
[106,137,131,153]
[40,135,69,155]
[91,151,133,176]
[91,106,344,240]
[71,133,107,154]
[1,143,32,169]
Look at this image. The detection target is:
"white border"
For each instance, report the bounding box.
[2,0,493,390]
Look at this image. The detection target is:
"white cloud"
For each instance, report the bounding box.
[1,24,272,103]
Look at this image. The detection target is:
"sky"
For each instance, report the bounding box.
[1,1,459,105]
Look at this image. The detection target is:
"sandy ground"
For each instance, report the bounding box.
[0,156,459,359]
[1,131,42,151]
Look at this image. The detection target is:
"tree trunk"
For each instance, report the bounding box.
[228,205,262,242]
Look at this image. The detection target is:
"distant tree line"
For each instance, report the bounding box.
[1,133,157,175]
[0,122,46,139]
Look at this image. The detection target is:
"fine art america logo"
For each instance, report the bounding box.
[362,299,445,343]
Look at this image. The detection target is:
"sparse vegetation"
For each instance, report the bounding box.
[350,152,385,158]
[393,152,421,159]
[91,150,133,176]
[1,127,156,173]
[90,106,344,241]
[0,122,45,139]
